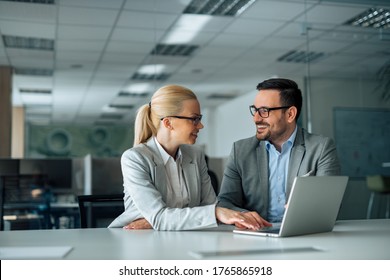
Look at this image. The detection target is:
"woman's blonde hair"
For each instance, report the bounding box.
[133,84,197,146]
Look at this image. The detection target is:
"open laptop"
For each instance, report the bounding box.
[233,176,349,237]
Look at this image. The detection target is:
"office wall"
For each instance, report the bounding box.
[198,90,257,158]
[309,77,389,140]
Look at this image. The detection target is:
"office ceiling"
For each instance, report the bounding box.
[0,0,389,126]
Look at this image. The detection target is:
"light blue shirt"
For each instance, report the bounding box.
[266,126,297,222]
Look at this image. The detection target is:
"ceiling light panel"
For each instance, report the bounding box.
[108,104,134,110]
[151,44,199,56]
[207,93,237,100]
[131,72,171,81]
[3,35,54,50]
[19,88,52,94]
[344,8,390,29]
[183,0,257,16]
[137,64,166,75]
[277,50,326,64]
[21,93,52,105]
[163,14,211,44]
[118,92,149,97]
[14,67,53,76]
[0,0,55,3]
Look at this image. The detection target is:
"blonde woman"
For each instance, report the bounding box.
[109,85,263,230]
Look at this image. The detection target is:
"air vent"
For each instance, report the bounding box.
[151,44,199,56]
[207,93,237,100]
[0,0,55,3]
[108,104,134,110]
[118,92,149,97]
[14,68,53,76]
[2,35,54,50]
[131,72,171,81]
[344,7,390,29]
[277,50,325,63]
[183,0,256,16]
[20,88,52,94]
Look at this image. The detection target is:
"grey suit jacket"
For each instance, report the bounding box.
[217,127,341,220]
[108,138,217,230]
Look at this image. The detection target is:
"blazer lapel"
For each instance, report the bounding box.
[145,138,169,197]
[287,127,305,197]
[181,148,198,207]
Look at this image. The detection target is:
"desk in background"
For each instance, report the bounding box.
[0,219,389,260]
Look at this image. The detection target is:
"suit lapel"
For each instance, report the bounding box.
[145,138,169,196]
[287,128,305,197]
[181,147,198,206]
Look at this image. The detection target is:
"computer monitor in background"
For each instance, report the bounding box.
[19,159,73,194]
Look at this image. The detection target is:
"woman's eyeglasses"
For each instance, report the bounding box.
[160,115,203,125]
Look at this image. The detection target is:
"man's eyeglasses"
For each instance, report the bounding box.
[249,105,291,118]
[160,115,203,125]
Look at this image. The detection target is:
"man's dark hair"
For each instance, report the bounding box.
[256,78,302,121]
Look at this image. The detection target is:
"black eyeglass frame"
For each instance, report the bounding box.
[160,115,203,125]
[249,105,291,118]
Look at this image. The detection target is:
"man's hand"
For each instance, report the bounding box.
[123,218,152,230]
[215,207,271,230]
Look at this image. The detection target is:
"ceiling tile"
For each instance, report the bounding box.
[58,6,119,26]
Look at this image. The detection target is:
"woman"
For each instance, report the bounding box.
[109,85,262,230]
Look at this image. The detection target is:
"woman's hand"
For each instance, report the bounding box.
[123,218,152,230]
[215,207,272,230]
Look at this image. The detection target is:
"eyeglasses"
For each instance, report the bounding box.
[160,115,203,125]
[249,105,291,118]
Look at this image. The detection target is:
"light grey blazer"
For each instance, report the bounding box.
[217,127,341,220]
[108,138,217,230]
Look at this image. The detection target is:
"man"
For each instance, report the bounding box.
[217,78,340,227]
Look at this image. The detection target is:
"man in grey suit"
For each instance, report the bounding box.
[217,78,340,226]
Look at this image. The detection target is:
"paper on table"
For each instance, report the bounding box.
[0,246,73,259]
[189,247,322,259]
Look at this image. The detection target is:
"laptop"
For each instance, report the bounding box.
[233,176,349,237]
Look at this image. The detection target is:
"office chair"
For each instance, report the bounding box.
[77,193,124,228]
[366,175,390,219]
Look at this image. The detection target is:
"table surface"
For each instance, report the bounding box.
[0,219,389,260]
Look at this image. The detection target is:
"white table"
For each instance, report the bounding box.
[0,219,389,259]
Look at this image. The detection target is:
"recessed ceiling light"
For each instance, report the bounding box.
[108,104,134,110]
[137,64,166,75]
[21,94,52,105]
[163,14,211,44]
[207,93,237,100]
[277,50,325,63]
[118,92,149,97]
[0,0,55,4]
[2,35,54,51]
[19,88,52,94]
[151,44,199,56]
[131,72,170,81]
[14,68,53,76]
[183,0,256,16]
[344,7,390,29]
